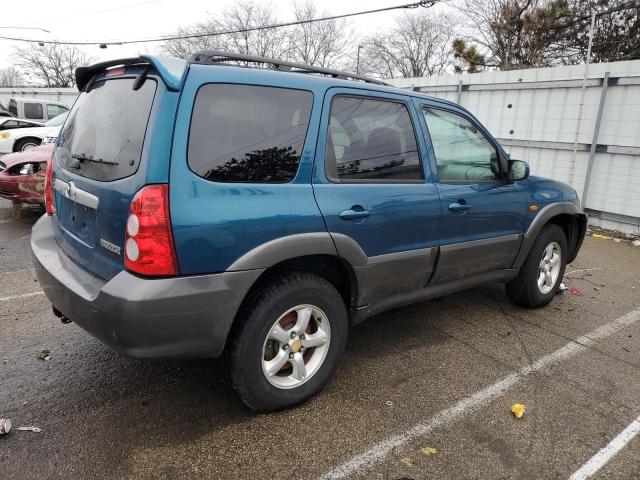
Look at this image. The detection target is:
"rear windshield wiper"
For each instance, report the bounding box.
[71,153,119,166]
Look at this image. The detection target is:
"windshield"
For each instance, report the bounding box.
[57,77,157,181]
[45,113,68,127]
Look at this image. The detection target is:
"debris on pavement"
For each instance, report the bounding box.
[633,240,640,247]
[0,418,12,435]
[591,233,611,240]
[36,349,51,361]
[420,447,438,455]
[569,287,584,297]
[400,457,415,467]
[558,282,568,293]
[386,400,394,406]
[511,403,525,419]
[16,426,42,433]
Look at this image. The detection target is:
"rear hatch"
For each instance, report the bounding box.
[52,65,171,280]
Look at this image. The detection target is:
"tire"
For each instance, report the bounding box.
[229,272,348,411]
[506,224,568,308]
[15,138,41,152]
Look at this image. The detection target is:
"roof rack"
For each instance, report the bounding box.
[188,50,390,86]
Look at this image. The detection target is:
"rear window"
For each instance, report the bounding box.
[57,78,156,181]
[188,84,313,183]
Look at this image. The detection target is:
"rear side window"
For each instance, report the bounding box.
[8,100,17,116]
[57,78,156,181]
[325,96,422,182]
[24,102,43,119]
[188,84,312,183]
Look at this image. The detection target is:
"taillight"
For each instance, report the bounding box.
[44,158,54,215]
[124,184,178,277]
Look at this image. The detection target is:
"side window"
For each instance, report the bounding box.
[47,104,67,119]
[326,96,422,182]
[8,100,17,116]
[188,84,312,183]
[1,121,19,129]
[24,102,43,120]
[422,107,500,182]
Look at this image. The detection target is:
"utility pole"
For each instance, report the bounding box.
[356,45,364,75]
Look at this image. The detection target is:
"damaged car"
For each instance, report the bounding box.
[0,144,53,218]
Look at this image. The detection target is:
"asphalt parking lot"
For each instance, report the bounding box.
[1,197,639,480]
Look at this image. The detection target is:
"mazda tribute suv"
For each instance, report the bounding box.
[32,52,587,411]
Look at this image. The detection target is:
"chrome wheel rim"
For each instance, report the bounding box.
[538,241,561,294]
[261,304,330,389]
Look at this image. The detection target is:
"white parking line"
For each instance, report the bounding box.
[318,308,640,480]
[0,291,45,302]
[568,414,640,480]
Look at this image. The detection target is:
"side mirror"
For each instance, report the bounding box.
[508,159,529,181]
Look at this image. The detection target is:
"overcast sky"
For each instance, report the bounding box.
[1,0,453,70]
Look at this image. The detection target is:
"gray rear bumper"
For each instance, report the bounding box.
[31,215,263,359]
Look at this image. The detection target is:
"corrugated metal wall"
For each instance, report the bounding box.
[391,60,640,234]
[0,88,78,109]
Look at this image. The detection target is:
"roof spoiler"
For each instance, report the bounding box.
[75,55,187,92]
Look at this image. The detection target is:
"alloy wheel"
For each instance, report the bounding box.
[537,241,561,294]
[261,304,331,389]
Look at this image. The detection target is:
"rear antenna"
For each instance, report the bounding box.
[132,67,149,91]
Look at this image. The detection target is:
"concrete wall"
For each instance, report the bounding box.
[390,60,640,235]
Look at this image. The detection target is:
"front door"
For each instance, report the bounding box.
[312,88,441,306]
[415,101,528,284]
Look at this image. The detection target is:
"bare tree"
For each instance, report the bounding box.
[287,0,352,68]
[13,43,93,87]
[162,1,288,60]
[161,22,231,59]
[358,11,458,79]
[0,66,25,87]
[455,0,576,70]
[223,1,289,59]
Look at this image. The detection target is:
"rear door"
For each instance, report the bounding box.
[313,88,441,306]
[414,100,528,284]
[52,69,175,280]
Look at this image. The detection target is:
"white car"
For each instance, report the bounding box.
[0,117,43,131]
[0,112,67,154]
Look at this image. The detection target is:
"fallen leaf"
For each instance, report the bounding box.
[591,233,611,240]
[420,447,438,455]
[569,287,584,297]
[511,403,525,419]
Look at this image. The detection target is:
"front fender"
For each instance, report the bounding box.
[512,202,587,268]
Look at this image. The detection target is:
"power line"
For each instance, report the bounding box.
[0,0,442,47]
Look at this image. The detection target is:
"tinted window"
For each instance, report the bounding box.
[326,96,422,182]
[57,78,156,181]
[422,107,499,182]
[47,104,68,119]
[8,100,17,116]
[24,102,43,119]
[188,84,312,183]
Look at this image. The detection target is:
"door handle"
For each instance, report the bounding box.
[339,206,371,221]
[448,201,472,212]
